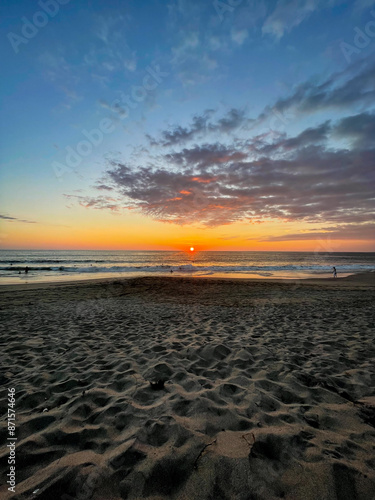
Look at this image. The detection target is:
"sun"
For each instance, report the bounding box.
[190,247,195,252]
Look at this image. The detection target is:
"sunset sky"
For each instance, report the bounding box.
[1,0,374,251]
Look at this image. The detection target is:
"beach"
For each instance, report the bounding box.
[0,273,375,499]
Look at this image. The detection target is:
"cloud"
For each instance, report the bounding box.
[333,111,375,149]
[171,32,200,65]
[168,26,219,86]
[149,59,375,150]
[258,59,375,124]
[93,15,137,73]
[219,235,243,241]
[166,2,258,86]
[231,29,249,45]
[39,52,82,108]
[95,184,114,191]
[165,143,248,168]
[210,108,248,133]
[148,111,212,147]
[80,119,375,227]
[63,194,123,212]
[64,60,375,234]
[262,0,332,40]
[248,121,331,154]
[148,108,249,146]
[99,99,128,120]
[281,120,331,147]
[260,223,375,241]
[0,214,36,224]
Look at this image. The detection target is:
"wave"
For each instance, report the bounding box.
[0,259,112,264]
[1,263,374,274]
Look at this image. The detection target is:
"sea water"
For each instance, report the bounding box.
[0,250,374,284]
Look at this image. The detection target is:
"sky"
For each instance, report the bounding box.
[0,0,374,251]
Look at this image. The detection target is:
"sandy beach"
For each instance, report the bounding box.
[1,273,375,500]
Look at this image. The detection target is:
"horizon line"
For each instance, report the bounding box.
[0,249,374,254]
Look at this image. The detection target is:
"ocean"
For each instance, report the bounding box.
[0,250,374,284]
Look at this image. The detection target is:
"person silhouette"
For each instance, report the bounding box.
[332,266,337,278]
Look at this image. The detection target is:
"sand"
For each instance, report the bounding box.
[0,273,374,499]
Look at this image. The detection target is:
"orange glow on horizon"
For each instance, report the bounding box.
[1,211,373,252]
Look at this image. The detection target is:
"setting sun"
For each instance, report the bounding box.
[190,247,195,252]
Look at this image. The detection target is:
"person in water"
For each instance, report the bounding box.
[332,266,337,278]
[25,266,29,273]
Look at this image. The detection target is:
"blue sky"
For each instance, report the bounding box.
[1,0,374,249]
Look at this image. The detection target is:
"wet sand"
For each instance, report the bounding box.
[0,273,374,499]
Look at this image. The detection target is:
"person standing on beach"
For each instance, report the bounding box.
[332,266,337,278]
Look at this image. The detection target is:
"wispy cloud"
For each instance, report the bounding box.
[63,194,124,212]
[93,15,137,73]
[231,28,248,45]
[148,108,249,146]
[258,59,375,121]
[262,0,334,40]
[147,58,375,149]
[0,214,37,224]
[260,223,375,241]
